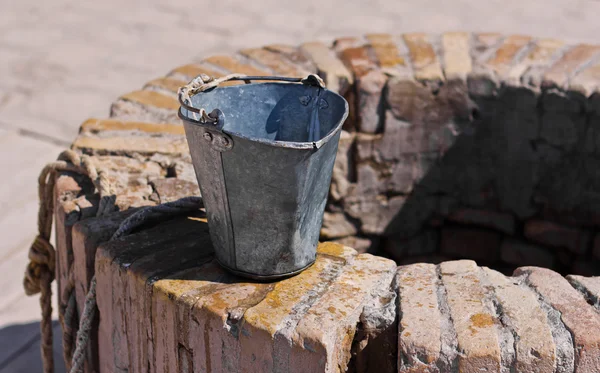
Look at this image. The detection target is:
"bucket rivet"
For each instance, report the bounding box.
[219,136,230,147]
[203,132,213,142]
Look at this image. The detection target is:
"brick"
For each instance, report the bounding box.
[240,245,356,373]
[79,118,184,135]
[524,219,591,254]
[338,45,377,78]
[543,44,600,88]
[384,230,438,262]
[485,34,532,79]
[440,227,501,261]
[290,254,396,373]
[167,64,223,80]
[473,33,504,58]
[355,70,387,133]
[118,90,180,110]
[148,178,200,204]
[143,77,187,94]
[441,31,472,81]
[571,60,600,97]
[203,54,271,76]
[396,263,449,372]
[447,208,515,235]
[300,41,353,94]
[567,275,600,307]
[73,134,188,155]
[500,238,554,268]
[440,261,502,372]
[151,262,231,373]
[264,44,317,73]
[481,268,556,373]
[343,194,406,235]
[111,91,180,123]
[512,38,565,86]
[321,212,358,239]
[330,130,354,201]
[330,236,378,254]
[239,47,311,76]
[402,33,444,82]
[365,33,406,68]
[515,266,600,373]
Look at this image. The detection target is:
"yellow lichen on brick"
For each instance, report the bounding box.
[144,77,188,93]
[366,34,406,68]
[80,118,184,135]
[73,135,188,155]
[403,33,444,81]
[168,64,223,80]
[119,90,180,110]
[204,55,271,76]
[243,256,337,335]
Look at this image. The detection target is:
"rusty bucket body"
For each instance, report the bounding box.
[178,74,348,279]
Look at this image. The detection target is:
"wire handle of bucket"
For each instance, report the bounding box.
[177,73,326,124]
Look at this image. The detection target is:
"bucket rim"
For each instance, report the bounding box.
[178,82,349,150]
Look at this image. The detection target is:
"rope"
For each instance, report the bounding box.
[68,196,203,373]
[23,150,112,373]
[24,148,204,373]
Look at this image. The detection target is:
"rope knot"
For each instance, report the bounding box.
[24,235,56,296]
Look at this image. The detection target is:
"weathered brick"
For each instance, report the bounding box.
[151,262,230,373]
[143,77,187,94]
[118,90,179,110]
[355,70,387,133]
[338,45,377,78]
[571,60,600,98]
[481,268,556,373]
[343,193,406,235]
[440,227,501,261]
[167,64,223,80]
[402,33,444,82]
[396,263,448,372]
[543,44,600,88]
[111,90,180,123]
[73,134,188,156]
[148,178,200,204]
[384,230,438,262]
[79,118,184,135]
[290,254,396,373]
[567,275,600,307]
[240,244,356,373]
[440,260,502,373]
[239,47,311,76]
[524,219,591,254]
[441,31,472,81]
[330,236,378,254]
[447,208,515,235]
[365,33,406,69]
[321,212,358,239]
[264,44,317,72]
[500,238,554,268]
[330,130,354,201]
[512,38,565,86]
[515,266,600,373]
[300,41,353,94]
[485,34,532,79]
[203,54,271,76]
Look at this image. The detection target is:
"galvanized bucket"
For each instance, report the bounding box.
[178,73,349,280]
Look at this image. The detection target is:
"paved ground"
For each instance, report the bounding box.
[1,0,599,371]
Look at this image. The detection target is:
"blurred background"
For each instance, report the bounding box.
[1,0,599,371]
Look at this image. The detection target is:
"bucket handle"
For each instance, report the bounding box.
[177,73,326,124]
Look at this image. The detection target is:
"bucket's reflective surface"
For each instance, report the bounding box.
[180,81,348,279]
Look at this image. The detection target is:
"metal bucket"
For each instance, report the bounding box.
[178,74,349,280]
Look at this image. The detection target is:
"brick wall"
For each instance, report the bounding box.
[320,33,600,276]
